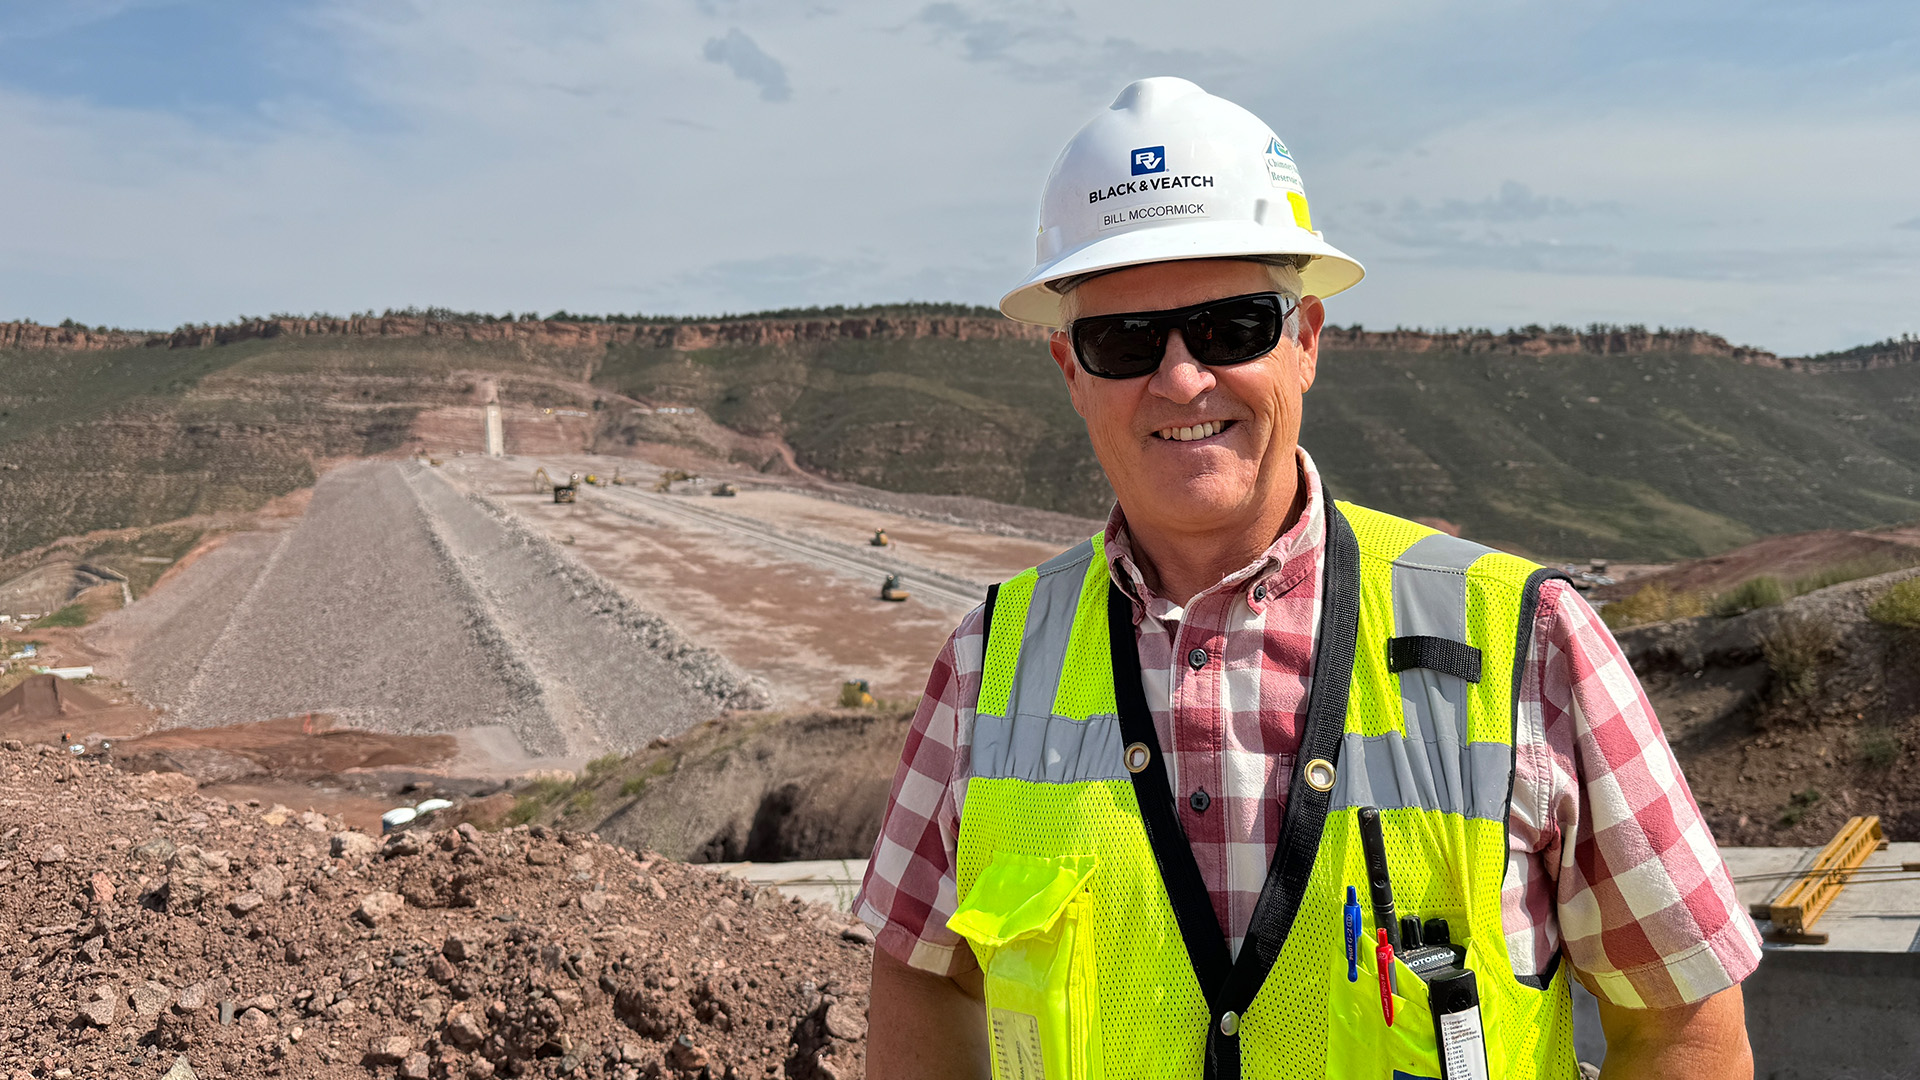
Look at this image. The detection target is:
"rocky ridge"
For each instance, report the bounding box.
[6,316,1914,370]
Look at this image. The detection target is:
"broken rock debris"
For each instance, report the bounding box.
[0,742,873,1078]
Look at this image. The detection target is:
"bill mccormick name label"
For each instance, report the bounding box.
[1098,200,1208,230]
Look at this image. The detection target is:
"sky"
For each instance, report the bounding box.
[1,0,1917,356]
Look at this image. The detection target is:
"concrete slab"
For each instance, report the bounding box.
[704,859,866,913]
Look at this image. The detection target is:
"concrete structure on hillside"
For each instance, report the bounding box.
[705,859,865,912]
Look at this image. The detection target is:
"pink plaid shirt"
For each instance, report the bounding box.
[855,450,1762,1009]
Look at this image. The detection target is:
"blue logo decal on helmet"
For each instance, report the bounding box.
[1130,146,1166,175]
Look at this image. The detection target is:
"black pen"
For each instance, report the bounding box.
[1356,806,1400,953]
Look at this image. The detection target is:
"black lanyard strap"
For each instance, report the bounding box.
[1108,501,1362,1080]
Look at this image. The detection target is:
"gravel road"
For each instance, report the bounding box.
[578,480,988,612]
[93,461,765,756]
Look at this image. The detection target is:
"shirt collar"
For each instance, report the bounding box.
[1104,447,1327,623]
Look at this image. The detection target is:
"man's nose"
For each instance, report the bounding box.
[1148,331,1215,403]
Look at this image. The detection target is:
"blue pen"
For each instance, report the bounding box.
[1344,885,1361,982]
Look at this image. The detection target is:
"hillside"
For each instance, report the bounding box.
[4,314,1919,563]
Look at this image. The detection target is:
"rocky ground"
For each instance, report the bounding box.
[0,744,871,1080]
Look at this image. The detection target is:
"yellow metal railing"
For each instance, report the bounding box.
[1760,815,1887,944]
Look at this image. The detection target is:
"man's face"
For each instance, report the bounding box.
[1049,259,1325,545]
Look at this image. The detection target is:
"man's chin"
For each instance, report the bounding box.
[1120,483,1261,532]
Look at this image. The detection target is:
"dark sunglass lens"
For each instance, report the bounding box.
[1078,317,1164,377]
[1187,297,1280,365]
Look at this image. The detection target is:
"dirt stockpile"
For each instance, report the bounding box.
[92,462,765,758]
[0,675,112,724]
[110,716,459,788]
[0,745,872,1080]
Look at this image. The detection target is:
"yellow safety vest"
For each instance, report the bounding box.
[948,501,1576,1079]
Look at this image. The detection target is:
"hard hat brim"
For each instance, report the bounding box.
[999,221,1365,327]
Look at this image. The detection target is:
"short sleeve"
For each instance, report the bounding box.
[1532,580,1763,1008]
[853,605,985,975]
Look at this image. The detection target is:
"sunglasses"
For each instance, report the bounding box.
[1068,291,1297,380]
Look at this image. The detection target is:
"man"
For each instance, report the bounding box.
[856,77,1759,1079]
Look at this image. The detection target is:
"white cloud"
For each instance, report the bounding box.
[702,27,792,102]
[0,0,1916,354]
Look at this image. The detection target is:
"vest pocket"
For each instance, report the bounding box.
[948,852,1101,1080]
[1326,940,1446,1079]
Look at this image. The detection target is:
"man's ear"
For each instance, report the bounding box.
[1294,296,1325,394]
[1050,330,1090,418]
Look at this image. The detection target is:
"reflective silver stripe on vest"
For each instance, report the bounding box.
[1332,532,1512,821]
[971,711,1130,784]
[972,540,1132,785]
[1002,540,1098,723]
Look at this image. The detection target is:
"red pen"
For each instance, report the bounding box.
[1376,928,1395,1026]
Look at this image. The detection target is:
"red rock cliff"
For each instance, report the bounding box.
[1315,325,1779,363]
[155,315,1050,351]
[0,323,153,351]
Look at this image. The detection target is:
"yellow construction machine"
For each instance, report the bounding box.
[534,468,580,503]
[840,679,876,708]
[879,573,910,602]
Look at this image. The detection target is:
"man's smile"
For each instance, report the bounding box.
[1151,418,1237,443]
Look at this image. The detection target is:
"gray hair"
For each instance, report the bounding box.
[1053,258,1304,342]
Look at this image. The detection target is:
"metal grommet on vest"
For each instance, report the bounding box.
[1124,742,1152,773]
[1304,757,1336,792]
[1218,1010,1239,1036]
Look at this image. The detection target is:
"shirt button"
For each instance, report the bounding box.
[1189,788,1211,813]
[1187,647,1208,670]
[1253,584,1267,602]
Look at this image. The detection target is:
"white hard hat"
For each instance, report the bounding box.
[1001,77,1365,327]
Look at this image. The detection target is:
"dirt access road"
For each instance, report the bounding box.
[437,454,1066,708]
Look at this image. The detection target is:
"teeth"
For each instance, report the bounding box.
[1158,420,1225,441]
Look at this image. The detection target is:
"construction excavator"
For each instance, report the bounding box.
[534,468,580,503]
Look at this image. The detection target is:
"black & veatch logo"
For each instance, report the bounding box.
[1088,175,1214,204]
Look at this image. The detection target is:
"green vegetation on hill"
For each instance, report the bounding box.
[596,339,1920,560]
[594,335,1105,515]
[6,322,1920,563]
[1305,347,1920,558]
[0,335,594,557]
